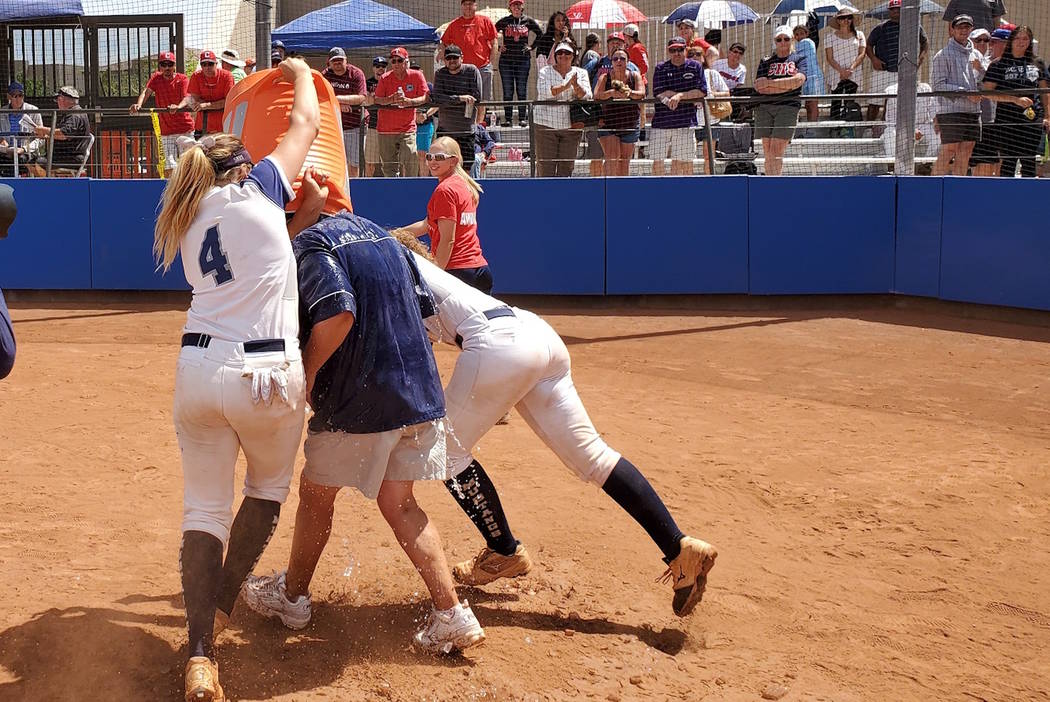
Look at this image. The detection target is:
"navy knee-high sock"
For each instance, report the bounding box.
[216,497,281,615]
[444,459,519,556]
[180,530,224,659]
[601,457,685,563]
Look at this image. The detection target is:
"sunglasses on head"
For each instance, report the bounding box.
[390,57,405,63]
[159,61,175,67]
[425,152,453,162]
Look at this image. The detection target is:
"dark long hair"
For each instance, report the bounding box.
[542,11,570,40]
[1006,25,1035,60]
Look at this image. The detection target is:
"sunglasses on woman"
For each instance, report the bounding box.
[425,152,454,162]
[973,38,990,44]
[612,56,627,62]
[775,37,792,43]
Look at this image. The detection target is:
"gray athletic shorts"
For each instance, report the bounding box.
[754,103,799,141]
[303,419,450,499]
[342,126,364,168]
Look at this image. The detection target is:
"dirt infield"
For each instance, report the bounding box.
[1,298,1049,701]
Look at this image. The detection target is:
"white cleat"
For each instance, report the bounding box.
[413,601,486,654]
[242,571,312,630]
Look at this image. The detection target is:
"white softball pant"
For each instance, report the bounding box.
[174,338,305,544]
[444,309,621,485]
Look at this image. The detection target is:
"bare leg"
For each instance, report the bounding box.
[952,142,975,176]
[284,475,340,600]
[933,143,957,176]
[376,480,457,611]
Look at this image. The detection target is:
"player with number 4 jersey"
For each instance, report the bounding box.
[153,56,321,702]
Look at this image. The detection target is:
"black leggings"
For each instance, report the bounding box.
[998,122,1044,178]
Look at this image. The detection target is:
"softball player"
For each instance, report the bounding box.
[395,232,717,618]
[0,183,15,380]
[153,57,319,702]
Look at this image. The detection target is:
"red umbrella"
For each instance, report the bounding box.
[565,0,647,28]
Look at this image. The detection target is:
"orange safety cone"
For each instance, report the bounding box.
[222,67,353,214]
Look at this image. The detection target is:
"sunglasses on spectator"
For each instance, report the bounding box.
[159,61,175,67]
[390,57,405,63]
[445,55,462,61]
[774,37,792,43]
[973,37,990,43]
[730,49,745,55]
[612,56,627,62]
[425,152,454,162]
[8,92,24,98]
[668,47,685,53]
[200,61,216,66]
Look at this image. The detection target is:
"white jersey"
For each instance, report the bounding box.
[180,157,298,342]
[411,251,506,346]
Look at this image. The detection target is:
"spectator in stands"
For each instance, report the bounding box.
[713,43,747,90]
[705,29,723,56]
[129,52,195,178]
[623,23,650,128]
[533,12,574,71]
[866,0,929,124]
[33,86,92,174]
[181,50,234,137]
[433,44,484,176]
[754,27,806,176]
[412,61,438,175]
[882,80,940,159]
[472,121,498,178]
[981,25,1048,178]
[496,0,543,126]
[245,57,256,74]
[590,32,640,176]
[594,47,644,176]
[374,47,429,177]
[221,49,247,83]
[442,0,499,112]
[931,15,983,175]
[270,51,282,69]
[365,56,387,177]
[943,0,1006,33]
[651,36,707,176]
[692,45,731,175]
[323,46,369,178]
[272,40,286,61]
[792,25,824,123]
[825,9,866,99]
[534,42,590,177]
[676,19,699,47]
[969,28,1003,175]
[1,82,43,177]
[580,33,606,176]
[581,32,602,80]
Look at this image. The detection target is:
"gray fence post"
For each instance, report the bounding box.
[894,0,921,176]
[256,0,272,74]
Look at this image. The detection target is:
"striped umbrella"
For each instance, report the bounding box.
[665,1,760,28]
[768,0,859,16]
[565,0,647,28]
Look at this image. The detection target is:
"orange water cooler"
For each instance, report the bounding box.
[222,68,353,214]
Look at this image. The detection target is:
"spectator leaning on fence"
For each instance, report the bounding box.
[0,82,43,177]
[534,42,590,177]
[754,27,807,177]
[33,86,92,174]
[713,43,747,90]
[650,36,707,177]
[433,44,484,176]
[943,0,1006,34]
[323,46,369,178]
[496,0,543,126]
[442,0,499,112]
[374,47,429,177]
[130,52,195,178]
[594,47,644,177]
[968,28,1003,176]
[931,15,983,176]
[221,49,247,83]
[866,0,929,124]
[181,50,234,137]
[365,57,388,177]
[981,25,1048,178]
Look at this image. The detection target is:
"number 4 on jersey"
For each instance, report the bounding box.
[199,225,234,286]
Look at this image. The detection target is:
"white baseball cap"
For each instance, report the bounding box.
[774,25,793,40]
[623,23,639,38]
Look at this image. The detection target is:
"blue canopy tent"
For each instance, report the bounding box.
[1,0,84,21]
[272,0,439,52]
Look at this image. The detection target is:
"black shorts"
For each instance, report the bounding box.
[969,123,1003,166]
[936,112,981,145]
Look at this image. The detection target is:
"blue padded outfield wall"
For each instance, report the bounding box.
[1,176,1049,312]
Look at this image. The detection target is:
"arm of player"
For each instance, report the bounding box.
[303,312,354,399]
[269,58,322,185]
[130,86,155,113]
[0,290,15,380]
[433,219,456,269]
[287,167,329,239]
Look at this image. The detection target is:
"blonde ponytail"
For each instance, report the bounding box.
[431,136,483,205]
[153,133,247,272]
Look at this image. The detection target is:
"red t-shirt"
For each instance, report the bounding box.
[375,69,428,134]
[427,175,487,271]
[441,15,498,68]
[188,68,235,133]
[628,43,649,85]
[146,72,195,135]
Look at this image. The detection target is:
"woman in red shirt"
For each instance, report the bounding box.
[400,135,492,293]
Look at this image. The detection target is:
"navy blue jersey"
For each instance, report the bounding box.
[755,51,808,107]
[868,20,928,72]
[0,289,14,379]
[651,59,707,129]
[294,212,444,434]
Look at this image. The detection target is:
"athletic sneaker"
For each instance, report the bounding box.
[413,601,486,653]
[452,544,533,586]
[184,656,224,702]
[242,571,312,630]
[659,536,718,617]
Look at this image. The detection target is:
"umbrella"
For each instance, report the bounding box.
[867,0,945,19]
[665,1,759,28]
[437,7,510,37]
[768,0,859,16]
[565,0,646,28]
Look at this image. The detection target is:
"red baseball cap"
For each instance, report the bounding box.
[509,0,525,5]
[390,47,408,59]
[888,0,902,7]
[158,51,176,63]
[607,31,625,42]
[199,50,218,62]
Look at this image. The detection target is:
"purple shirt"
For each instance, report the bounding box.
[651,58,707,129]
